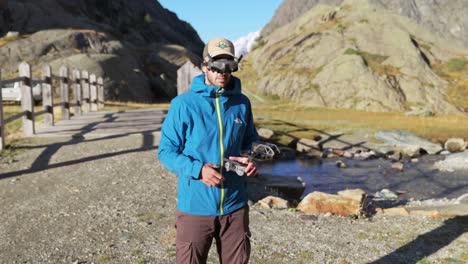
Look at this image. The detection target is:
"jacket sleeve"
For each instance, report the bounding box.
[241,98,259,151]
[158,99,203,180]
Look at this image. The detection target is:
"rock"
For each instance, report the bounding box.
[354,150,378,160]
[257,128,275,140]
[375,130,442,155]
[343,151,354,158]
[444,138,466,153]
[381,207,409,216]
[337,189,366,201]
[455,193,468,204]
[296,138,321,153]
[391,162,404,171]
[336,160,347,168]
[408,209,442,218]
[331,149,345,156]
[257,196,289,209]
[297,189,368,216]
[405,108,434,116]
[5,31,19,38]
[434,151,468,172]
[387,150,402,161]
[374,189,398,200]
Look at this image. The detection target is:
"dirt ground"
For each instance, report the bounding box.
[0,135,467,264]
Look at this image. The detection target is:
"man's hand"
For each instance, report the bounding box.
[200,163,224,187]
[228,157,258,177]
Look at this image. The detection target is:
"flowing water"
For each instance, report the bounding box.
[258,155,468,201]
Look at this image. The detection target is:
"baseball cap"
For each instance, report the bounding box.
[203,37,235,60]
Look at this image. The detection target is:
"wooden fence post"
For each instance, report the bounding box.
[19,62,35,137]
[0,70,5,150]
[42,64,54,127]
[60,66,70,120]
[90,74,97,111]
[81,70,90,113]
[73,69,82,116]
[97,76,104,109]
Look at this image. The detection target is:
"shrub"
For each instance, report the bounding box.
[447,58,467,72]
[344,48,359,55]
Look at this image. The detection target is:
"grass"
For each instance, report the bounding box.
[344,49,400,76]
[252,100,468,145]
[433,59,468,110]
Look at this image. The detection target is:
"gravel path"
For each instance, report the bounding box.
[0,135,466,264]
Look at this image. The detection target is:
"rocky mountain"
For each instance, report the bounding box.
[262,0,468,49]
[239,0,468,114]
[0,0,204,101]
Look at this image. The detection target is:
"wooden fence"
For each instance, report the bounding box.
[0,62,104,150]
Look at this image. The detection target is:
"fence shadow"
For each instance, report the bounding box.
[0,111,161,180]
[263,118,381,154]
[369,215,468,264]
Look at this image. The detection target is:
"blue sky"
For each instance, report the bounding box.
[157,0,283,42]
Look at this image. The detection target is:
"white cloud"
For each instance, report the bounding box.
[233,31,260,57]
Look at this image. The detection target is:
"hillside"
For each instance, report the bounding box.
[239,0,468,114]
[0,0,204,101]
[262,0,468,50]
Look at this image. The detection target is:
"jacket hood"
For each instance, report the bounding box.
[190,74,242,97]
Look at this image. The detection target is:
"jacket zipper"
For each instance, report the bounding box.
[215,89,225,215]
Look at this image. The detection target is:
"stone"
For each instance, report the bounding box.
[297,190,367,216]
[257,196,289,209]
[374,189,398,200]
[391,162,404,171]
[5,31,19,38]
[387,150,402,161]
[444,138,466,153]
[337,189,366,202]
[382,207,409,216]
[257,128,275,140]
[455,193,468,204]
[375,130,442,155]
[434,151,468,172]
[297,138,322,153]
[336,160,347,168]
[408,209,442,218]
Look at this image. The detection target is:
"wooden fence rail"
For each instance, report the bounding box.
[0,62,104,150]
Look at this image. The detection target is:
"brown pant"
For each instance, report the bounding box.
[175,206,251,264]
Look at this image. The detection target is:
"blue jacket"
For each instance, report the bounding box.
[158,74,259,216]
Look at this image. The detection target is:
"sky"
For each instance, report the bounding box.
[157,0,283,43]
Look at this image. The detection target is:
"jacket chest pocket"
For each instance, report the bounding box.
[227,116,247,148]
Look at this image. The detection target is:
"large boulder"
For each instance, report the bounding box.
[297,189,369,216]
[375,130,443,155]
[434,151,468,172]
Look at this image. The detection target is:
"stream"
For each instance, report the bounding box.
[257,155,468,201]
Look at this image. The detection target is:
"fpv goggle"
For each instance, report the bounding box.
[207,55,243,74]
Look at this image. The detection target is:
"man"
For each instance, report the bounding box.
[158,37,259,264]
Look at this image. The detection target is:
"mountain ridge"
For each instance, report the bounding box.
[0,0,204,101]
[238,0,468,114]
[262,0,468,50]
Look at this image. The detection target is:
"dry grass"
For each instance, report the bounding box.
[253,101,468,145]
[433,59,468,110]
